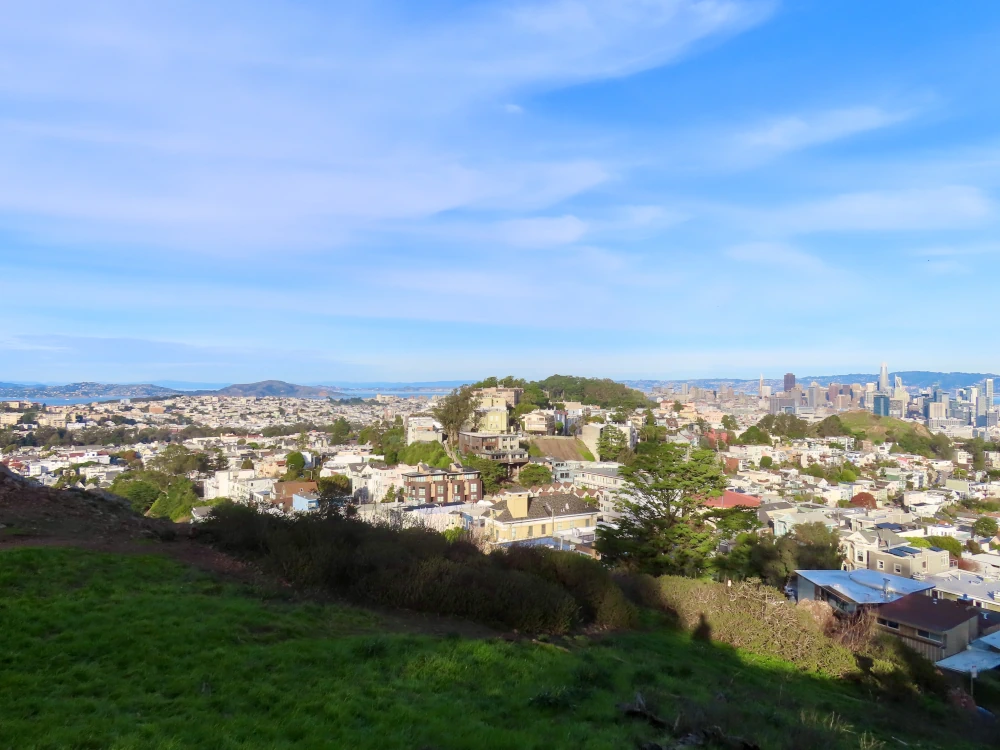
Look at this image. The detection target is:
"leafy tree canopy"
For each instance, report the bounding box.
[973,516,999,537]
[432,385,481,446]
[518,463,552,487]
[596,443,727,577]
[460,453,507,494]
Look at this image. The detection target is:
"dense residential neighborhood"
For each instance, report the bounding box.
[4,370,1000,710]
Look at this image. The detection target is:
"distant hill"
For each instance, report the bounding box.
[0,379,347,400]
[194,380,347,399]
[0,381,181,400]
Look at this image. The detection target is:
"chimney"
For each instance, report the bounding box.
[507,492,529,519]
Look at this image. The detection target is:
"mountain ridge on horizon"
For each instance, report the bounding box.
[2,371,997,401]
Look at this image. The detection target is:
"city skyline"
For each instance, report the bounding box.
[3,1,1000,381]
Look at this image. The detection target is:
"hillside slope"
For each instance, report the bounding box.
[2,546,994,750]
[837,410,932,440]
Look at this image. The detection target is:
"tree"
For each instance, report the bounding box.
[148,444,212,476]
[148,478,200,521]
[460,453,507,494]
[327,417,351,445]
[518,464,552,487]
[110,477,162,513]
[240,458,254,470]
[611,406,631,424]
[433,386,481,447]
[381,484,401,503]
[672,401,683,414]
[596,444,727,577]
[596,425,628,462]
[788,522,844,570]
[316,474,354,515]
[736,425,772,446]
[717,522,842,586]
[210,447,229,471]
[716,534,798,587]
[284,451,306,479]
[759,456,773,469]
[973,516,999,538]
[814,415,851,438]
[721,415,738,432]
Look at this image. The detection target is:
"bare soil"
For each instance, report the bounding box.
[531,437,585,460]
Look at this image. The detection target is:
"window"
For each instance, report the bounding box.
[527,525,534,538]
[856,552,864,562]
[418,488,425,496]
[541,524,546,535]
[877,560,885,570]
[917,630,943,643]
[877,618,899,630]
[894,564,902,574]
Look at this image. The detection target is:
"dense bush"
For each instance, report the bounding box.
[621,574,857,676]
[201,503,588,633]
[497,545,637,629]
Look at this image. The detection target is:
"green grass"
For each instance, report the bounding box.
[837,410,931,440]
[527,441,543,457]
[0,547,992,749]
[575,439,596,462]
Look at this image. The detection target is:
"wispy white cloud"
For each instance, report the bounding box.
[725,242,825,271]
[750,186,994,234]
[495,215,589,246]
[737,106,912,154]
[0,0,772,252]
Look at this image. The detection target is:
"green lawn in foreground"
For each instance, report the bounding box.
[0,548,987,749]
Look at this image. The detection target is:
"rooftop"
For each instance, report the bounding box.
[876,593,981,632]
[924,570,1000,603]
[796,569,935,605]
[935,648,1000,675]
[491,493,596,524]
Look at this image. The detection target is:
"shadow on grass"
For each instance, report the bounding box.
[2,547,997,750]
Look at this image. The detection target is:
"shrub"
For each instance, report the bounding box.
[497,545,637,629]
[201,504,583,633]
[364,557,579,633]
[648,576,857,676]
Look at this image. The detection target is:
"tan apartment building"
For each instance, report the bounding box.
[521,410,555,435]
[486,489,598,543]
[402,463,483,504]
[476,387,523,408]
[868,545,951,578]
[478,408,509,433]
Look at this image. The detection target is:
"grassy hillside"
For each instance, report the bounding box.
[1,546,994,749]
[837,411,932,441]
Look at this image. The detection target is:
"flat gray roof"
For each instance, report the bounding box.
[796,569,934,605]
[936,649,1000,675]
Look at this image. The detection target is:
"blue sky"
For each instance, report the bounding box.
[2,0,1000,384]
